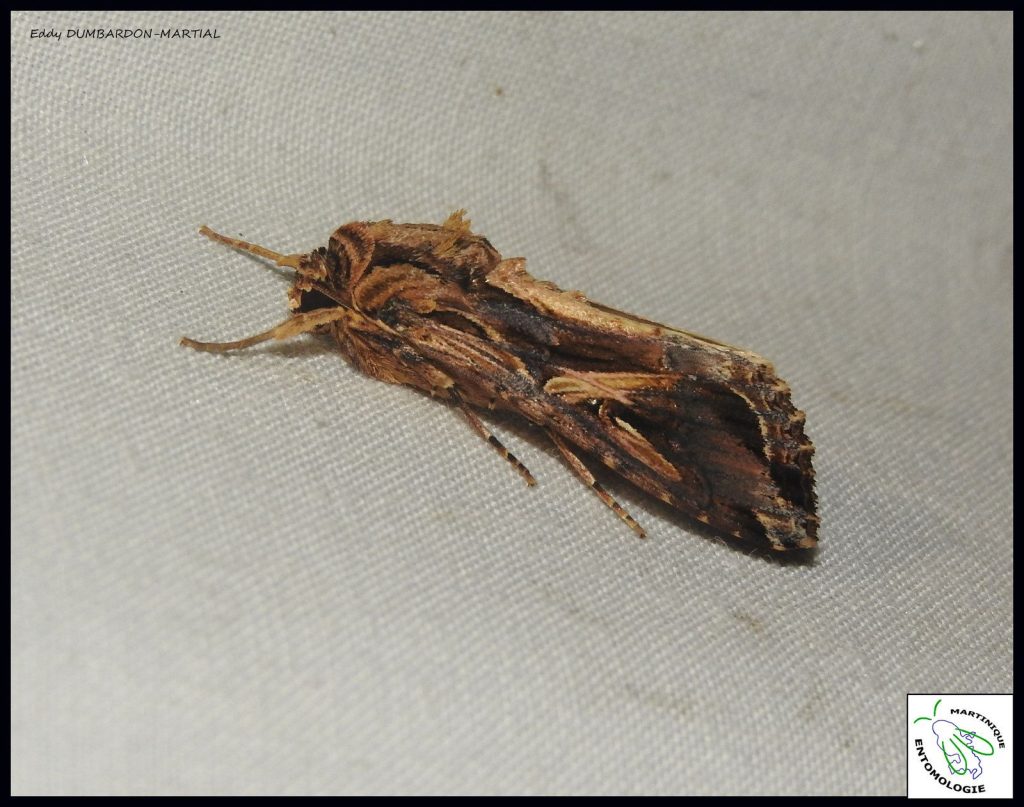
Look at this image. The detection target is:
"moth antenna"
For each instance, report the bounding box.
[180,308,348,353]
[199,225,304,271]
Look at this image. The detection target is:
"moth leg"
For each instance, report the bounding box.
[547,430,646,539]
[450,392,536,487]
[180,308,348,353]
[199,225,304,271]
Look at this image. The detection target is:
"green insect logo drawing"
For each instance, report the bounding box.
[914,699,996,780]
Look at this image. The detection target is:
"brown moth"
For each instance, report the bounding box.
[182,211,818,551]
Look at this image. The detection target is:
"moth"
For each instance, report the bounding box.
[182,211,818,551]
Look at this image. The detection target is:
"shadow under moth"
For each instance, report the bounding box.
[182,211,818,551]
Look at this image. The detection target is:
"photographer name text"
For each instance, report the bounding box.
[31,28,221,42]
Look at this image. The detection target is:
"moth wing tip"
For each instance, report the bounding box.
[793,534,819,551]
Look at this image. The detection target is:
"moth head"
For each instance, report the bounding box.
[287,247,347,313]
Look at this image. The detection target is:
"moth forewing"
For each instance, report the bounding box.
[182,211,817,551]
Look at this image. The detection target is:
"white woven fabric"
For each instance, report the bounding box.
[11,11,1012,795]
